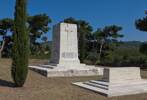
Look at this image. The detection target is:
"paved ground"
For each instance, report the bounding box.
[0,59,147,100]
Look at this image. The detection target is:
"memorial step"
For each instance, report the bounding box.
[83,81,108,90]
[73,67,147,97]
[90,80,147,87]
[88,80,145,87]
[89,80,109,86]
[29,66,48,76]
[73,80,147,97]
[29,65,100,77]
[73,82,107,95]
[39,64,56,69]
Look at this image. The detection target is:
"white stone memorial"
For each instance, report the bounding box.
[29,23,103,77]
[50,23,84,67]
[73,67,147,97]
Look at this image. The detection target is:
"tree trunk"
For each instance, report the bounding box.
[99,40,104,60]
[0,40,5,58]
[79,32,86,63]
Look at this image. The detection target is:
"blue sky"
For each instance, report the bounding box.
[0,0,147,41]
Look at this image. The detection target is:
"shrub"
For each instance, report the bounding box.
[11,0,29,87]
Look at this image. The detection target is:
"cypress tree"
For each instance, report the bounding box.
[11,0,29,87]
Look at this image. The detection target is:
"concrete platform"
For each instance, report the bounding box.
[29,65,103,77]
[73,79,147,97]
[73,67,147,97]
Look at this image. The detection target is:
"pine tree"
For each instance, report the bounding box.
[11,0,29,87]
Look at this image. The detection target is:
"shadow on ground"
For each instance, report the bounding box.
[0,79,15,88]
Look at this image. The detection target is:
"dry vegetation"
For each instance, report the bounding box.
[0,59,147,100]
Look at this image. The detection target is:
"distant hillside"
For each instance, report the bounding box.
[118,41,146,50]
[42,41,146,49]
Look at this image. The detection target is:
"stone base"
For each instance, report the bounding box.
[29,64,103,77]
[73,67,147,97]
[73,79,147,97]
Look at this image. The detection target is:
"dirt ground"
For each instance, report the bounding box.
[0,59,147,100]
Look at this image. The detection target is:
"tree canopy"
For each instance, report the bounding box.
[28,14,51,43]
[93,25,123,60]
[135,16,147,32]
[0,14,52,57]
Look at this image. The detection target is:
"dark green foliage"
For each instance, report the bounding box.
[140,43,147,55]
[0,18,14,35]
[11,0,29,87]
[96,41,147,67]
[30,52,51,59]
[64,17,77,24]
[28,14,51,41]
[93,25,123,60]
[100,51,146,67]
[0,18,14,57]
[30,41,51,58]
[27,14,51,55]
[78,20,93,62]
[134,12,147,67]
[1,36,13,58]
[84,51,99,65]
[84,41,147,68]
[0,14,51,58]
[135,16,147,31]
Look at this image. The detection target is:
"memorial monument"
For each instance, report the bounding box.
[73,67,147,97]
[29,23,103,77]
[50,23,84,67]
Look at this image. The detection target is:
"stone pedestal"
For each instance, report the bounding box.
[102,67,141,83]
[29,23,103,77]
[73,67,147,97]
